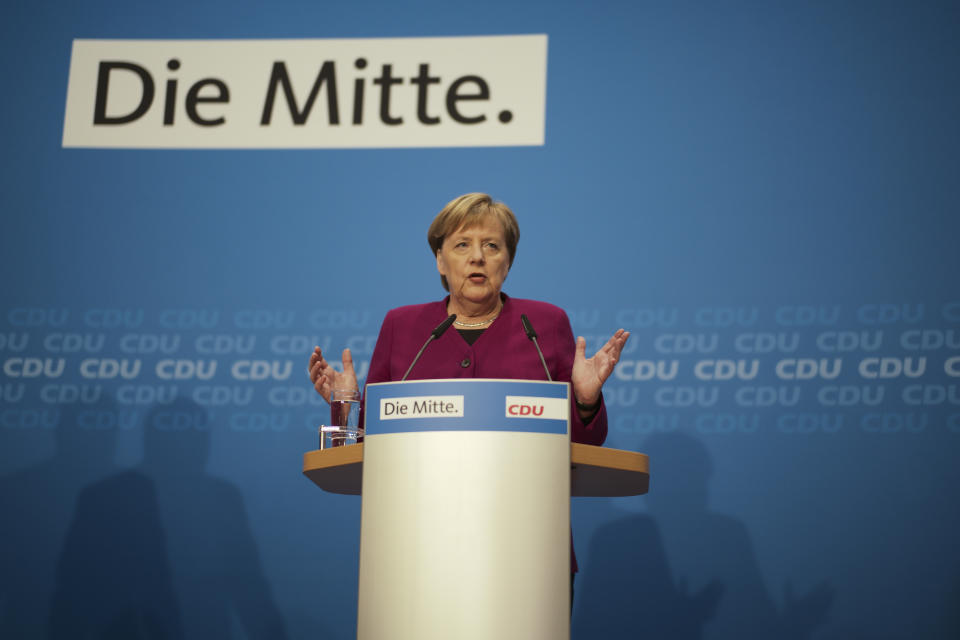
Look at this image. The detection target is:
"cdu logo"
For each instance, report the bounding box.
[508,403,545,417]
[504,396,566,420]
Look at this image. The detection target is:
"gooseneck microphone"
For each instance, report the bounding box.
[401,314,457,381]
[520,314,552,381]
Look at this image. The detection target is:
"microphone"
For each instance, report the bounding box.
[520,314,552,381]
[401,314,457,381]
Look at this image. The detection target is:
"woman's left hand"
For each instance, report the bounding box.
[572,329,631,406]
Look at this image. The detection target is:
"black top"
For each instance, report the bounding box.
[457,328,485,345]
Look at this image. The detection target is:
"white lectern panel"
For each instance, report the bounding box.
[358,379,571,640]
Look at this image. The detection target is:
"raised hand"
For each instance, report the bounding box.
[571,329,630,406]
[308,346,358,403]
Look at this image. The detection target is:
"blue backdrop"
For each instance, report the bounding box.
[2,1,959,638]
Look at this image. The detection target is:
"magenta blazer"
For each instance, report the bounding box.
[362,294,607,573]
[363,293,608,446]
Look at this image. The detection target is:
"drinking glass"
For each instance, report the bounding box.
[319,389,363,449]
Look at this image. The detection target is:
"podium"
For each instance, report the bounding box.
[302,379,650,640]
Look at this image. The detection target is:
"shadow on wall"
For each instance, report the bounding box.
[48,397,288,639]
[0,396,119,639]
[573,431,833,640]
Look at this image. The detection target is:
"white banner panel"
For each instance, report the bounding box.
[379,395,465,420]
[62,35,547,149]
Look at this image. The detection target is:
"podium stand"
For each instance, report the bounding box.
[302,379,650,640]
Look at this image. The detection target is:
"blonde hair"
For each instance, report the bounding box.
[427,193,520,291]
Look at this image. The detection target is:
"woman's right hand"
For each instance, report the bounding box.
[308,346,358,403]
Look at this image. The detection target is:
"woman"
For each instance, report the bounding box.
[309,192,630,442]
[307,192,630,596]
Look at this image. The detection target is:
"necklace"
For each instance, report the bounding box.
[453,302,502,328]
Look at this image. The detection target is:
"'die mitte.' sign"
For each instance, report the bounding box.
[62,36,547,149]
[380,395,465,420]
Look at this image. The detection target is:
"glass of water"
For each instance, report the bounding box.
[319,389,362,449]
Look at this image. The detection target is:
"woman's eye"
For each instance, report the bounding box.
[485,242,499,250]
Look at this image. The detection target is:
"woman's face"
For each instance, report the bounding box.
[436,216,510,311]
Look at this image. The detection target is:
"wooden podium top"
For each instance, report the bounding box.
[302,442,649,497]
